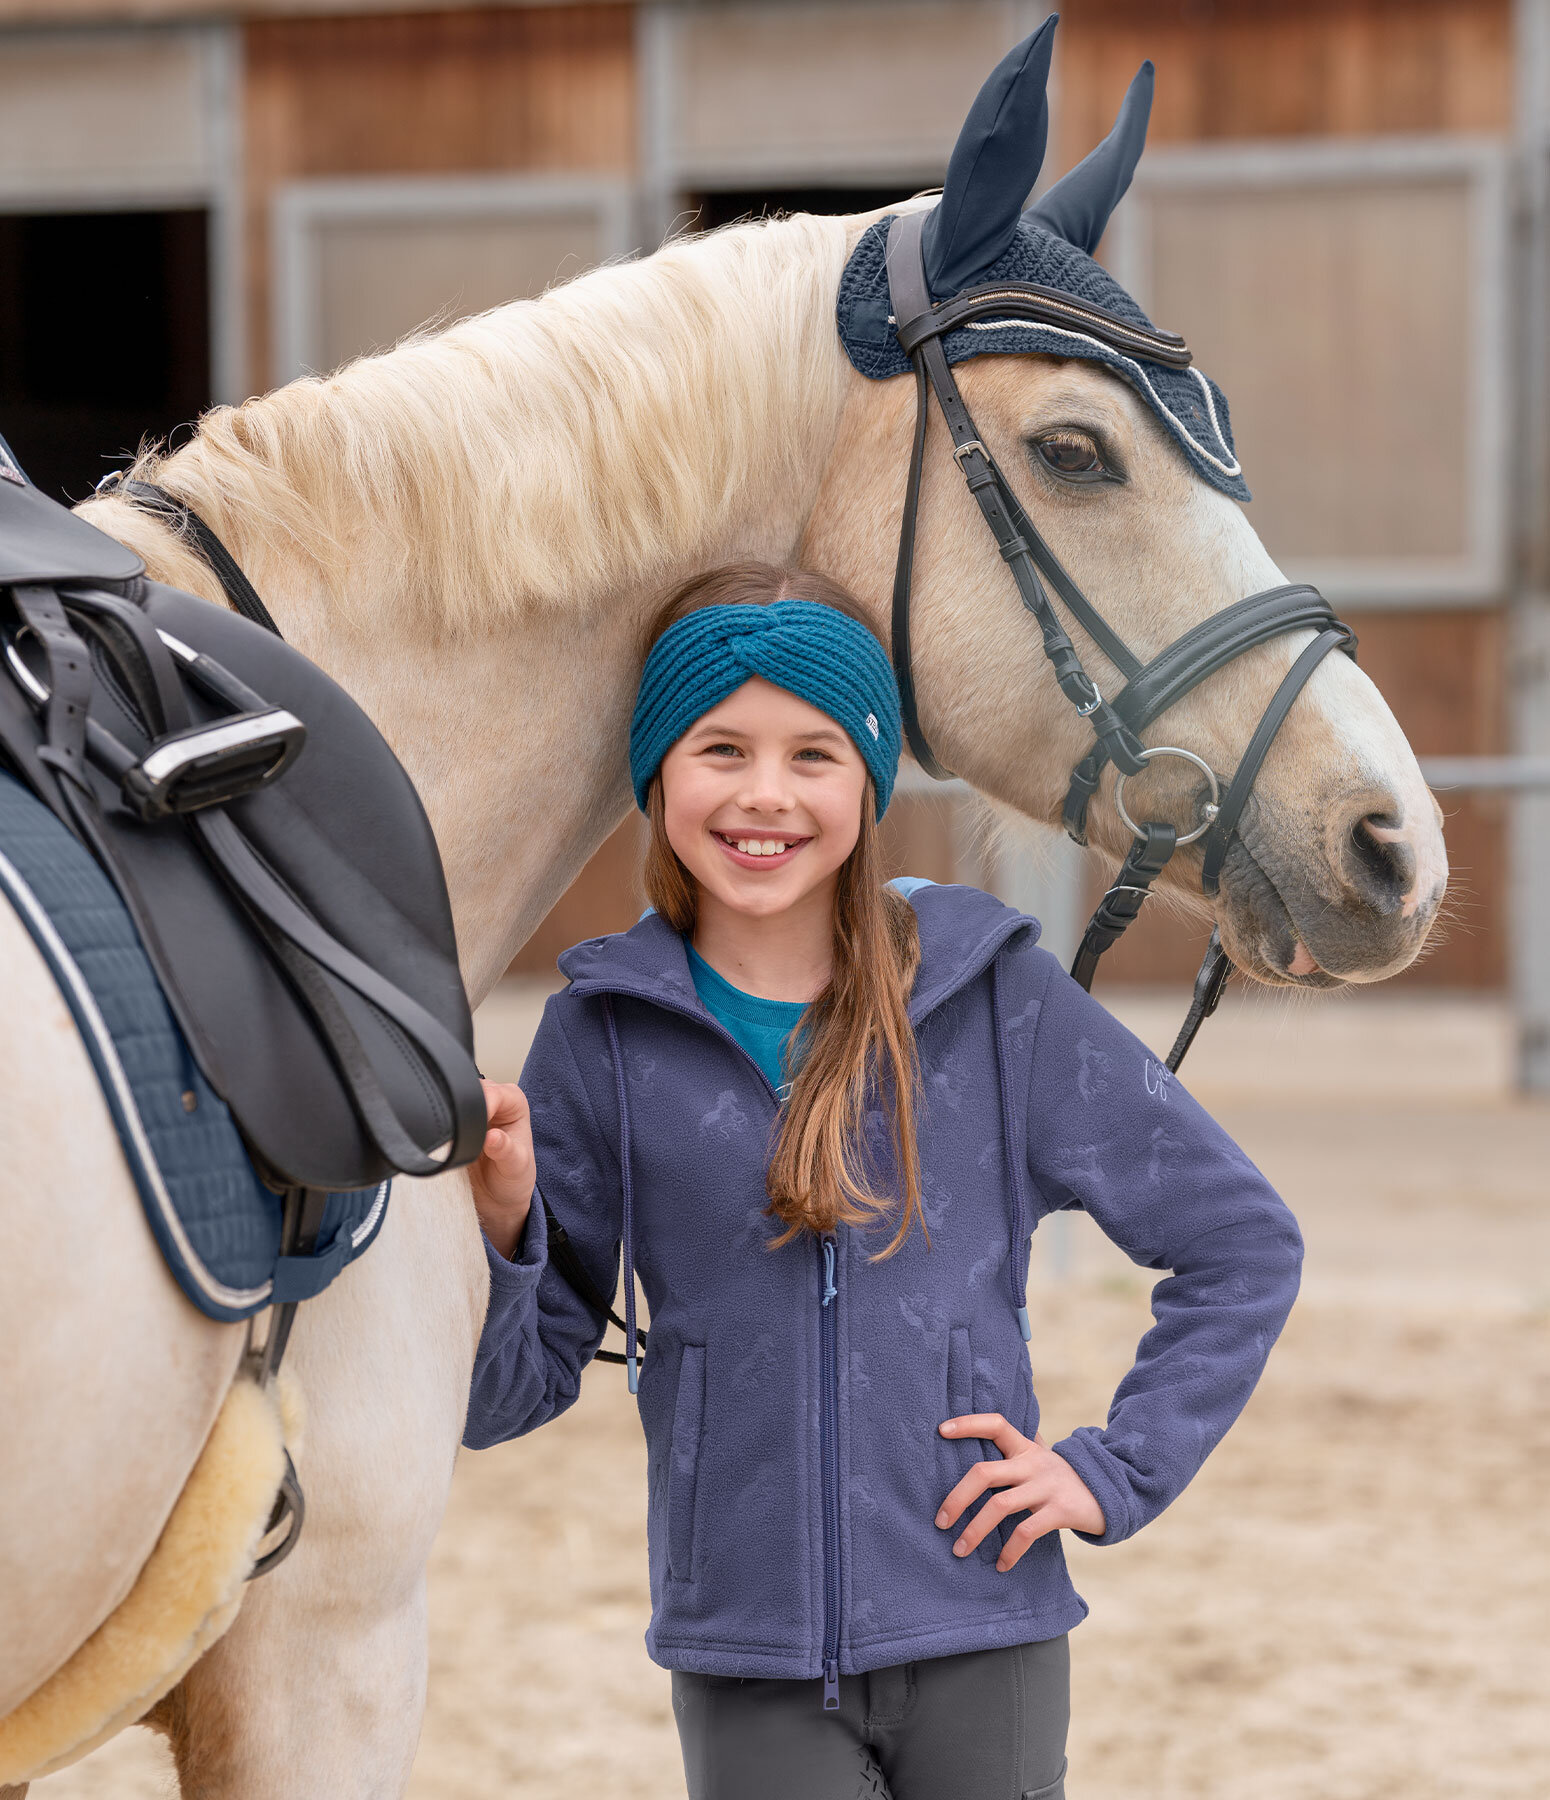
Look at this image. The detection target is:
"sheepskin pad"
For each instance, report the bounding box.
[0,1373,296,1784]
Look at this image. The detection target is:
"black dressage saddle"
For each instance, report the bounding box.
[0,458,485,1193]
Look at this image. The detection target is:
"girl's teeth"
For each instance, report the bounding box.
[733,838,788,856]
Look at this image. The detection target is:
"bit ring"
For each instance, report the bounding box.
[1112,746,1221,847]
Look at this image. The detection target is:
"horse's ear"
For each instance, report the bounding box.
[1024,60,1153,254]
[920,16,1057,298]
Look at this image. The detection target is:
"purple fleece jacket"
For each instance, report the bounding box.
[463,882,1302,1680]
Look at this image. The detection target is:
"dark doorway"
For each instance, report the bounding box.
[0,209,211,504]
[687,184,927,234]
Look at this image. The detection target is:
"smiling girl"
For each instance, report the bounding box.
[464,563,1303,1799]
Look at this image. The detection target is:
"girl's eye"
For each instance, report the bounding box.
[703,742,742,757]
[1032,430,1116,484]
[794,748,832,763]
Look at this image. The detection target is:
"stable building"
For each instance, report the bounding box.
[0,0,1542,1069]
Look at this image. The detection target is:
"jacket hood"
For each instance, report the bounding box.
[556,881,1041,1021]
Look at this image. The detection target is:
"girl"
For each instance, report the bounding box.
[464,563,1302,1800]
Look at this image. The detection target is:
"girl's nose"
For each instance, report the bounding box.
[737,756,796,815]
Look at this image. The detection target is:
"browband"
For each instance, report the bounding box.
[894,279,1193,371]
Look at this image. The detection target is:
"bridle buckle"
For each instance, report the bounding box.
[951,439,989,471]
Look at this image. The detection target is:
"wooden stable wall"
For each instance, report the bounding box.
[1055,0,1511,154]
[1055,0,1512,988]
[243,4,635,390]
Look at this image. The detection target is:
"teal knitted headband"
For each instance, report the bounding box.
[630,601,903,819]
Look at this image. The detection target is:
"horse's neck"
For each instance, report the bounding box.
[85,216,855,999]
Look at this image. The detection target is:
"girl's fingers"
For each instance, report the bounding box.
[995,1506,1062,1571]
[935,1453,1032,1529]
[481,1126,533,1170]
[948,1483,1043,1557]
[479,1080,530,1132]
[939,1412,1029,1459]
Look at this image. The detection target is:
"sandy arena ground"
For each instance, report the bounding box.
[33,988,1550,1799]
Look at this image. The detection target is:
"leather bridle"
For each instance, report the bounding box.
[884,211,1357,1070]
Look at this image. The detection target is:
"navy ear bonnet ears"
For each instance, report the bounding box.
[835,19,1250,502]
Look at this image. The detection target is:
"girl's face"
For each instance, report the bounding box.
[659,677,869,919]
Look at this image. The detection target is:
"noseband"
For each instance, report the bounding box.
[884,211,1356,1070]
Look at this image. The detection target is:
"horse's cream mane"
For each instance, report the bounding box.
[83,212,852,634]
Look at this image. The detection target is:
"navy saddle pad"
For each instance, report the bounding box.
[0,767,387,1322]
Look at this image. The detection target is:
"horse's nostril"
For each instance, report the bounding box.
[1348,810,1415,908]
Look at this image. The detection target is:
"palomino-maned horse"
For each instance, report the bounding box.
[1,111,1445,1800]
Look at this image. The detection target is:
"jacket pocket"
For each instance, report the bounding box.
[946,1327,1002,1565]
[668,1344,706,1583]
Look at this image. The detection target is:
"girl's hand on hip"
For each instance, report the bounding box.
[469,1079,536,1260]
[936,1413,1105,1570]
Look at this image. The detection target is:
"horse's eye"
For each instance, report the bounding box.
[1033,431,1113,482]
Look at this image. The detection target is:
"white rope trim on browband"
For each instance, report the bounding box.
[953,317,1242,479]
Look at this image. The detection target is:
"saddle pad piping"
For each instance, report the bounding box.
[349,1180,390,1249]
[0,842,272,1315]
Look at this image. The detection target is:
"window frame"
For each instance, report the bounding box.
[0,22,242,405]
[270,172,636,384]
[1106,133,1512,609]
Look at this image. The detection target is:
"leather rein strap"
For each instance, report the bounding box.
[884,211,1356,1069]
[104,477,281,635]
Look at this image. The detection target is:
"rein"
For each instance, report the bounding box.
[884,211,1356,1070]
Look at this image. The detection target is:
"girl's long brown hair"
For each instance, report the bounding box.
[642,563,924,1258]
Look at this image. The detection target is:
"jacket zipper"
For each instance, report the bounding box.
[818,1230,841,1711]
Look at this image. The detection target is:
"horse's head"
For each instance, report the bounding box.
[803,19,1446,989]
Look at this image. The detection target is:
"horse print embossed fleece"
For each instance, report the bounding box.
[463,881,1304,1681]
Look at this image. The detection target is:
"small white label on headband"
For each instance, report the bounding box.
[866,712,879,740]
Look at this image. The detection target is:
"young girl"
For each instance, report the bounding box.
[464,563,1302,1800]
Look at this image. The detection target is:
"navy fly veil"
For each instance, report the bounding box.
[835,44,1248,499]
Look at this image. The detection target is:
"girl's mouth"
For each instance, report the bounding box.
[711,830,811,870]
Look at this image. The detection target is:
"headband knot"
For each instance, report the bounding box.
[630,601,902,818]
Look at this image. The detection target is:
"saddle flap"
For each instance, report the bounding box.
[0,455,145,588]
[0,570,481,1192]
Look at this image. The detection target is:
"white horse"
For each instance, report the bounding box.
[0,193,1445,1793]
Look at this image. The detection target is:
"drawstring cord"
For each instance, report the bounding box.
[601,996,642,1393]
[990,960,1033,1342]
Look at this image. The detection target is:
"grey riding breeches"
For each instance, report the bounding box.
[670,1636,1070,1800]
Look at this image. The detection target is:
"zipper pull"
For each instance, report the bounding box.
[821,1235,837,1306]
[822,1657,840,1711]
